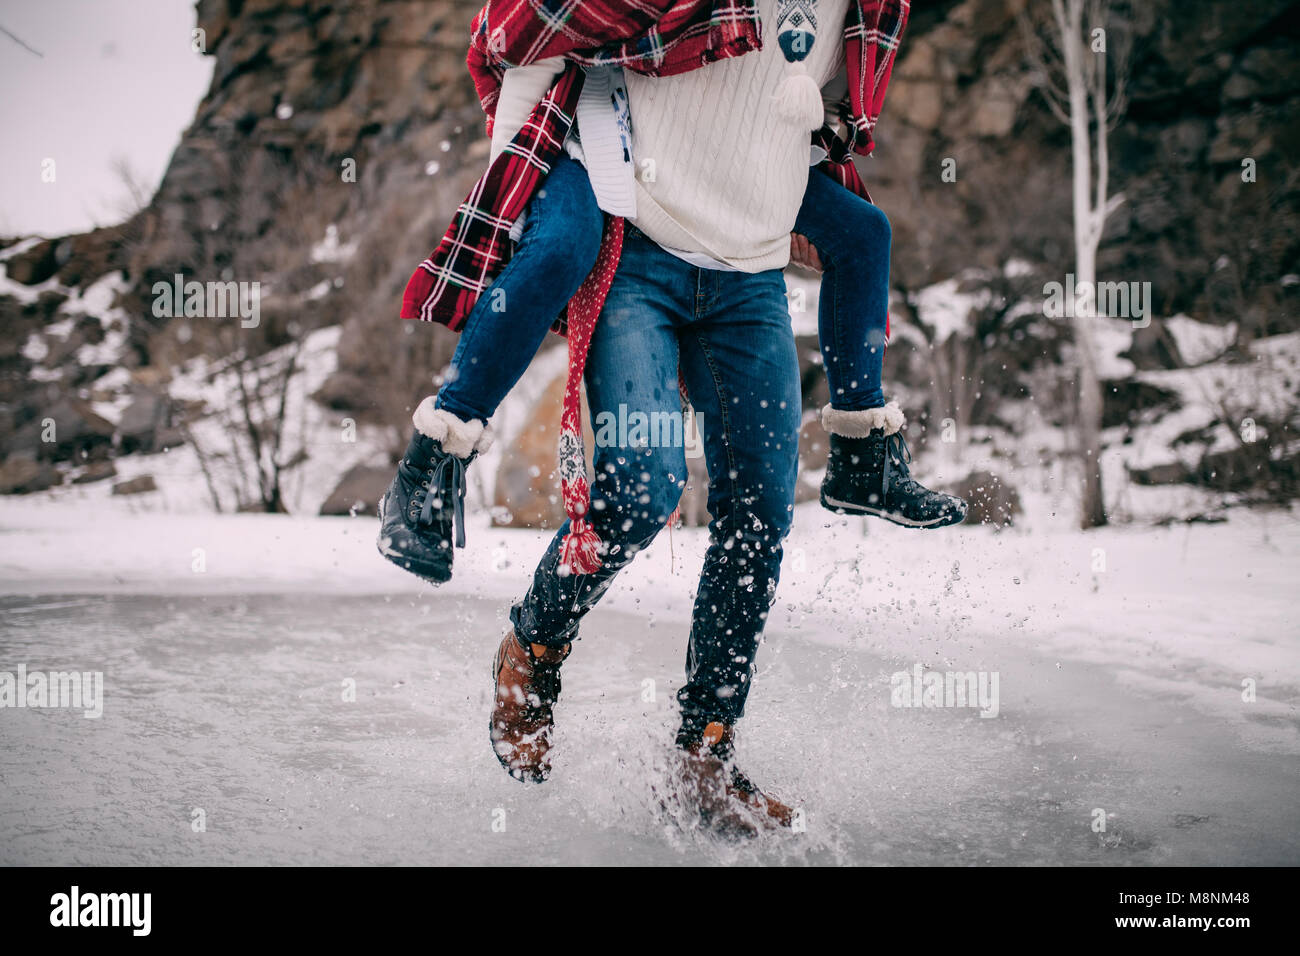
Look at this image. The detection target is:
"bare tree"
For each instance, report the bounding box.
[180,333,306,513]
[178,418,225,514]
[893,265,1058,473]
[231,340,301,513]
[1022,0,1130,528]
[110,156,154,221]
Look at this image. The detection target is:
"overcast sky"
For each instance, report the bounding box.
[0,0,212,237]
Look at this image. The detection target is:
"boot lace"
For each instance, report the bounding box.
[400,451,471,548]
[524,652,564,708]
[883,431,924,498]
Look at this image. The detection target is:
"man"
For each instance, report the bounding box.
[489,0,874,835]
[492,225,803,831]
[398,0,911,835]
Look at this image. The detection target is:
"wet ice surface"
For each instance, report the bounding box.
[3,590,1296,866]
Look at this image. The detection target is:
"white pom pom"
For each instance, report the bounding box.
[772,63,824,130]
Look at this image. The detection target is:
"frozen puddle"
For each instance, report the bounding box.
[1,592,1296,865]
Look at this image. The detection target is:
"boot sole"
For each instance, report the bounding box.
[820,493,967,529]
[376,497,452,584]
[376,541,452,584]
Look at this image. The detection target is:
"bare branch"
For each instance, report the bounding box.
[1018,8,1072,121]
[0,23,43,57]
[178,419,224,514]
[233,353,270,506]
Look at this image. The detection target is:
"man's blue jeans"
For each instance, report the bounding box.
[510,225,802,733]
[436,156,603,424]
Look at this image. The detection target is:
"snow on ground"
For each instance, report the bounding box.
[1,502,1296,864]
[2,502,1296,728]
[1166,314,1236,366]
[42,325,395,517]
[309,224,359,265]
[0,238,60,305]
[1111,332,1300,476]
[907,273,993,344]
[4,501,1295,730]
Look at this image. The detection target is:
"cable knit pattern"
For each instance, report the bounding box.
[625,0,850,272]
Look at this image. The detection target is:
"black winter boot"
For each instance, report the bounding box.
[376,400,491,583]
[820,402,967,529]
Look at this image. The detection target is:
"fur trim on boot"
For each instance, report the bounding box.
[411,397,494,458]
[820,401,905,438]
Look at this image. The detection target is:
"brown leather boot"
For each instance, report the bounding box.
[489,630,571,783]
[672,721,795,837]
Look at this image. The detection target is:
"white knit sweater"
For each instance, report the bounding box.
[490,0,850,272]
[626,0,849,272]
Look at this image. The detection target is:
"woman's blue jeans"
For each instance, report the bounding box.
[435,160,892,424]
[793,167,890,411]
[434,156,603,424]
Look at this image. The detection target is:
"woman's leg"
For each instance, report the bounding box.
[793,169,967,529]
[378,156,604,583]
[792,168,890,412]
[435,155,603,425]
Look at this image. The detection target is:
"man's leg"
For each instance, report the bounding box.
[656,266,802,833]
[673,267,803,740]
[509,231,692,648]
[494,229,693,782]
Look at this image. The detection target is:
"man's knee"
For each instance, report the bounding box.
[591,448,686,551]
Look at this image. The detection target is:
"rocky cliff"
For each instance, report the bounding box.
[2,0,1297,515]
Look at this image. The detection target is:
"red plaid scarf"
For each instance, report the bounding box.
[401,0,909,572]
